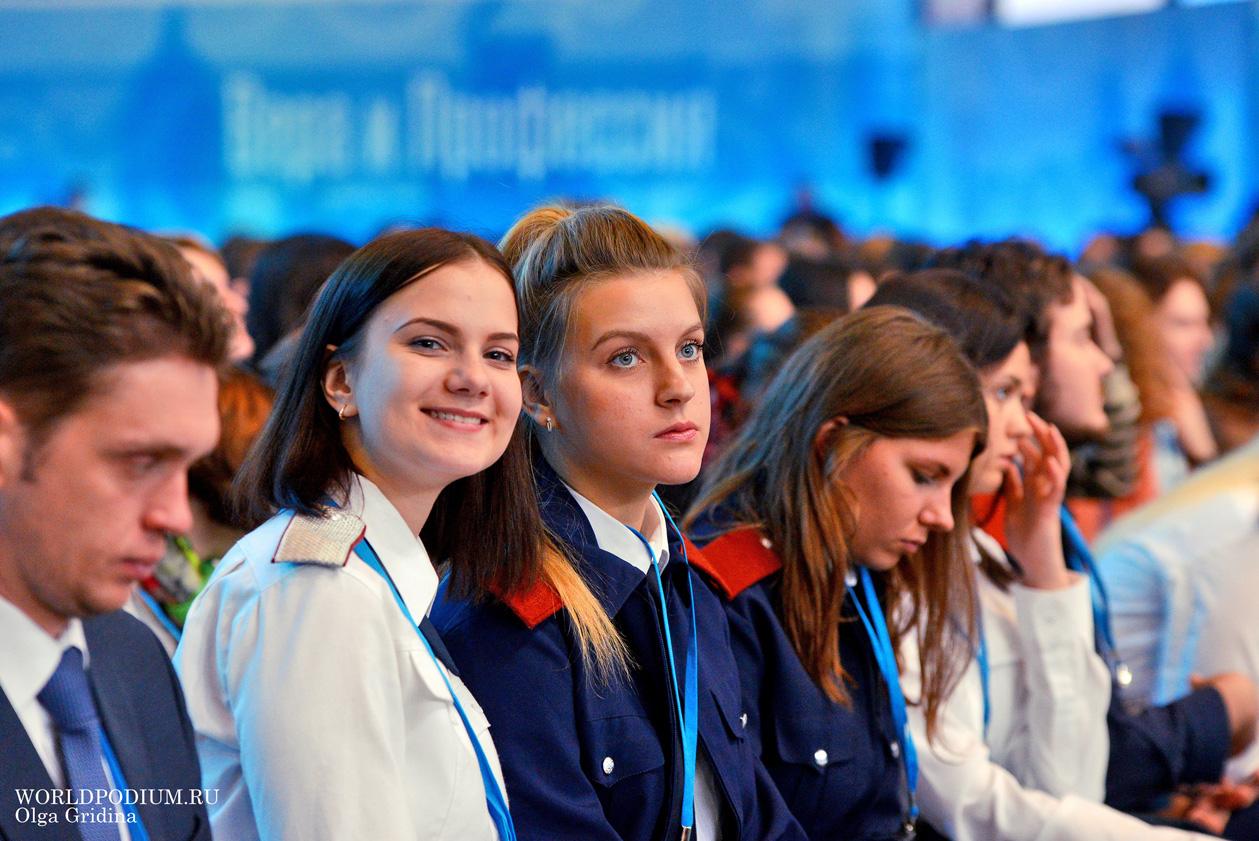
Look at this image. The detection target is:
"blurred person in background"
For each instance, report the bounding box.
[1097,431,1259,840]
[1130,255,1218,469]
[700,229,793,367]
[245,232,355,383]
[776,254,876,313]
[164,233,255,363]
[1204,282,1259,454]
[126,368,274,654]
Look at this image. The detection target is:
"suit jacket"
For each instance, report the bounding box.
[0,610,210,841]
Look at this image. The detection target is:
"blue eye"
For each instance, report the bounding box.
[679,340,704,361]
[610,349,641,368]
[912,470,935,487]
[994,385,1012,401]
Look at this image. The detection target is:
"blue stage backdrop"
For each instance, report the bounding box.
[0,1,1255,249]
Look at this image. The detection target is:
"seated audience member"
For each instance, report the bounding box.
[178,228,532,841]
[776,254,875,313]
[1204,282,1259,454]
[688,307,987,840]
[867,270,1215,840]
[433,205,807,841]
[931,241,1143,514]
[244,232,355,380]
[1067,267,1182,533]
[1097,435,1259,782]
[0,206,229,839]
[164,233,255,363]
[701,229,793,366]
[126,368,275,654]
[1129,255,1219,471]
[951,241,1257,825]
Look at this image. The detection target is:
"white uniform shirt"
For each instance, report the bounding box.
[898,529,1213,841]
[174,475,506,841]
[565,484,723,841]
[0,595,133,840]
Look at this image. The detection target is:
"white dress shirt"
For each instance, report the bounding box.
[897,529,1212,841]
[0,595,132,840]
[175,474,506,841]
[1097,482,1259,780]
[564,484,722,841]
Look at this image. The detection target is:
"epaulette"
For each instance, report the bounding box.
[272,509,366,568]
[688,528,782,601]
[495,579,565,630]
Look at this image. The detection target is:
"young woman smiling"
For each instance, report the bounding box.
[432,205,806,841]
[684,306,985,840]
[176,229,541,841]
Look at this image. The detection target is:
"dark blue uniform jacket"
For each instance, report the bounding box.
[690,517,911,841]
[431,462,806,841]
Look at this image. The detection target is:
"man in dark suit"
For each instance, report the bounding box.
[0,208,231,840]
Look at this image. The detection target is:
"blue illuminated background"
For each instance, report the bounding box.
[1,0,1256,251]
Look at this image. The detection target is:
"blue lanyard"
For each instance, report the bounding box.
[1059,507,1132,688]
[98,727,150,841]
[974,606,992,736]
[353,541,517,841]
[848,566,919,829]
[134,588,182,643]
[624,493,700,839]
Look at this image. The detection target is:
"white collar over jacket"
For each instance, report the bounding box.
[897,529,1212,841]
[174,474,505,841]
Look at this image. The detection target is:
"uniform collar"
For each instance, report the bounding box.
[562,481,670,573]
[346,474,439,620]
[0,593,89,714]
[532,458,691,621]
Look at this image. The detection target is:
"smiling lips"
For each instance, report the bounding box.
[655,421,700,442]
[423,408,489,430]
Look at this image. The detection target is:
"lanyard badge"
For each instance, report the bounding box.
[849,566,919,836]
[626,493,700,841]
[355,541,517,841]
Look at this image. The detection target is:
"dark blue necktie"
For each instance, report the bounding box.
[37,647,123,841]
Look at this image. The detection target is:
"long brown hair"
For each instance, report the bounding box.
[687,307,985,739]
[234,228,547,602]
[500,203,704,680]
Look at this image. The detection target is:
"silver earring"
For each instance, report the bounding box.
[338,403,348,421]
[544,416,553,432]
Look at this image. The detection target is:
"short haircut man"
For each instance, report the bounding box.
[0,207,229,840]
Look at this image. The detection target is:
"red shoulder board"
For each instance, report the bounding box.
[494,578,565,630]
[687,528,782,601]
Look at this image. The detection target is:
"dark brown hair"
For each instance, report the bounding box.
[931,239,1073,368]
[688,307,985,739]
[0,207,231,437]
[234,228,545,600]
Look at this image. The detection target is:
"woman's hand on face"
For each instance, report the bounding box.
[1003,412,1072,590]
